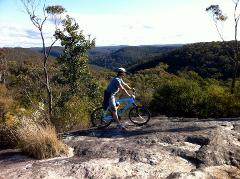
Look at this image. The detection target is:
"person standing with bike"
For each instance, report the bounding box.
[103,67,132,131]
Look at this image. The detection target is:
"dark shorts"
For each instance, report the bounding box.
[103,90,111,110]
[103,90,118,111]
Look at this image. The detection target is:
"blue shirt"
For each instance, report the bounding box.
[106,77,125,95]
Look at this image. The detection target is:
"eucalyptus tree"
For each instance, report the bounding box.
[206,1,240,94]
[21,0,66,117]
[54,15,99,101]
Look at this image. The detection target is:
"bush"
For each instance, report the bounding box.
[0,84,18,149]
[235,80,240,98]
[204,84,240,117]
[151,78,240,118]
[53,96,94,131]
[0,84,14,118]
[151,79,205,117]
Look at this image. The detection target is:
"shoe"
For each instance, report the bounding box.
[117,124,127,132]
[102,115,113,122]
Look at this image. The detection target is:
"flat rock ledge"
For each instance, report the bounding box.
[0,118,240,178]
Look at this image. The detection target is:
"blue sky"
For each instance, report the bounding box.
[0,0,237,47]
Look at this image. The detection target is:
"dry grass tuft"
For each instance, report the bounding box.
[1,102,69,159]
[17,119,68,159]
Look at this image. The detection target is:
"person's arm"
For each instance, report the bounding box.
[119,84,131,97]
[121,80,132,90]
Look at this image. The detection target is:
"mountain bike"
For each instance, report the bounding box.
[91,89,151,128]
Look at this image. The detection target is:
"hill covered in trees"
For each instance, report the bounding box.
[3,47,53,62]
[129,41,239,80]
[5,41,238,81]
[30,45,181,69]
[2,41,239,80]
[88,45,180,69]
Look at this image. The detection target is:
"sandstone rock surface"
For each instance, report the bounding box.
[0,117,240,178]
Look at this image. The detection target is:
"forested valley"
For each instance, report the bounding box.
[1,41,240,128]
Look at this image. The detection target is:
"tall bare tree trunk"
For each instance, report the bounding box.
[40,30,53,118]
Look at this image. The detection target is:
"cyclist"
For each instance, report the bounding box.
[103,67,132,131]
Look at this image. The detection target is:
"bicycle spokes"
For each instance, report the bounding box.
[129,106,151,126]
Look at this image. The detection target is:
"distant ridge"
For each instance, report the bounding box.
[1,41,238,79]
[128,41,239,79]
[29,45,181,69]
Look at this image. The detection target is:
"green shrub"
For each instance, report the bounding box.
[151,79,205,117]
[204,84,240,117]
[53,96,94,131]
[235,80,240,98]
[204,84,228,117]
[151,78,240,118]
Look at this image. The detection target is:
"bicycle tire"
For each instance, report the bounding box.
[129,106,151,126]
[91,107,112,128]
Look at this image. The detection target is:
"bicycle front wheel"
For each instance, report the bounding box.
[129,106,151,126]
[91,107,112,128]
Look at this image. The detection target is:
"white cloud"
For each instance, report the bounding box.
[0,0,239,47]
[0,21,60,47]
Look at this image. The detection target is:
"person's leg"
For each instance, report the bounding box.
[111,110,126,131]
[109,96,126,130]
[109,96,120,124]
[111,110,121,125]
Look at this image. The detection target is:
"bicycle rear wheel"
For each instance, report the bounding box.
[129,106,151,126]
[91,107,112,128]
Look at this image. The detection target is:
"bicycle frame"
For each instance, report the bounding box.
[116,97,137,117]
[104,97,137,118]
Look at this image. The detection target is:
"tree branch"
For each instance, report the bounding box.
[47,39,58,58]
